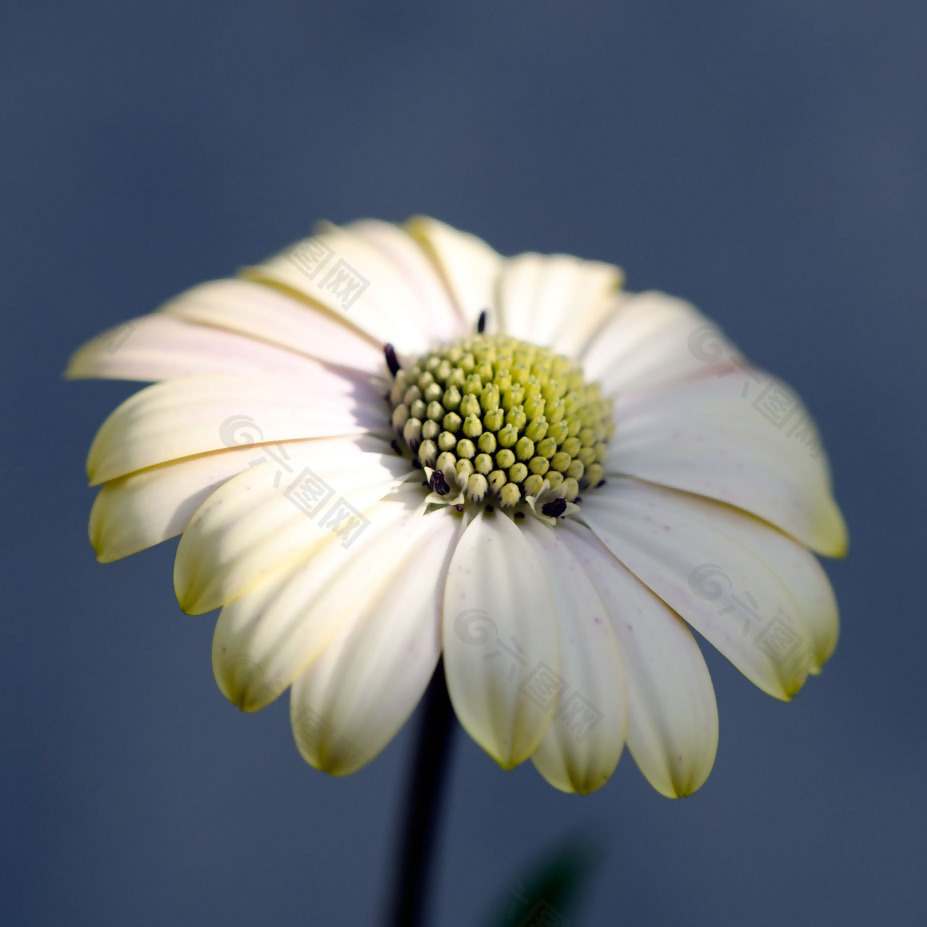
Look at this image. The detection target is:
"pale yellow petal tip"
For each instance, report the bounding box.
[818,503,849,559]
[663,773,711,800]
[174,575,207,615]
[292,741,373,778]
[570,774,612,796]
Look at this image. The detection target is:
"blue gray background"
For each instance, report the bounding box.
[2,1,925,924]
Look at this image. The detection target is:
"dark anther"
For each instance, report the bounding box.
[429,470,450,495]
[596,479,607,488]
[514,511,525,519]
[390,440,403,456]
[485,504,494,513]
[477,309,488,333]
[541,499,567,518]
[384,343,401,377]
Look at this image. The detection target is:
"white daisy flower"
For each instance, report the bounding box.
[68,216,846,796]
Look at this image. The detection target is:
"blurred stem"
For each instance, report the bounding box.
[386,661,456,927]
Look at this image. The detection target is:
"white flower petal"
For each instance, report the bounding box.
[87,372,387,485]
[89,437,353,562]
[345,219,467,343]
[560,521,719,798]
[288,509,462,774]
[160,278,384,374]
[66,313,322,382]
[405,215,504,331]
[579,291,745,395]
[607,374,847,557]
[517,518,626,795]
[243,222,434,354]
[650,492,840,670]
[174,438,410,614]
[582,478,817,700]
[496,253,623,356]
[442,511,560,769]
[212,483,432,712]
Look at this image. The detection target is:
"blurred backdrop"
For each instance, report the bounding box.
[2,1,925,924]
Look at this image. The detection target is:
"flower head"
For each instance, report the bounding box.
[68,217,846,795]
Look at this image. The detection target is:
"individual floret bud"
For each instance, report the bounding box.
[484,409,504,431]
[467,473,489,502]
[426,400,444,421]
[456,458,474,481]
[505,406,527,430]
[392,404,410,431]
[474,453,494,475]
[403,418,422,448]
[497,424,518,448]
[418,440,437,467]
[459,393,481,417]
[436,451,457,472]
[528,455,550,475]
[585,463,604,486]
[523,474,545,497]
[562,436,581,457]
[410,399,426,420]
[525,417,548,442]
[551,451,572,472]
[422,419,440,441]
[462,414,483,438]
[437,430,457,452]
[488,469,507,492]
[577,446,597,467]
[536,437,557,458]
[508,462,528,483]
[442,385,462,410]
[480,384,500,412]
[562,477,580,501]
[567,459,585,481]
[457,438,476,459]
[548,421,569,444]
[499,482,521,507]
[495,448,516,469]
[442,411,462,432]
[478,432,497,454]
[515,436,535,461]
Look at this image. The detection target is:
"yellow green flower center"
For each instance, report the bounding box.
[385,333,613,514]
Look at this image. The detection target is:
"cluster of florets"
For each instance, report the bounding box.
[387,334,613,510]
